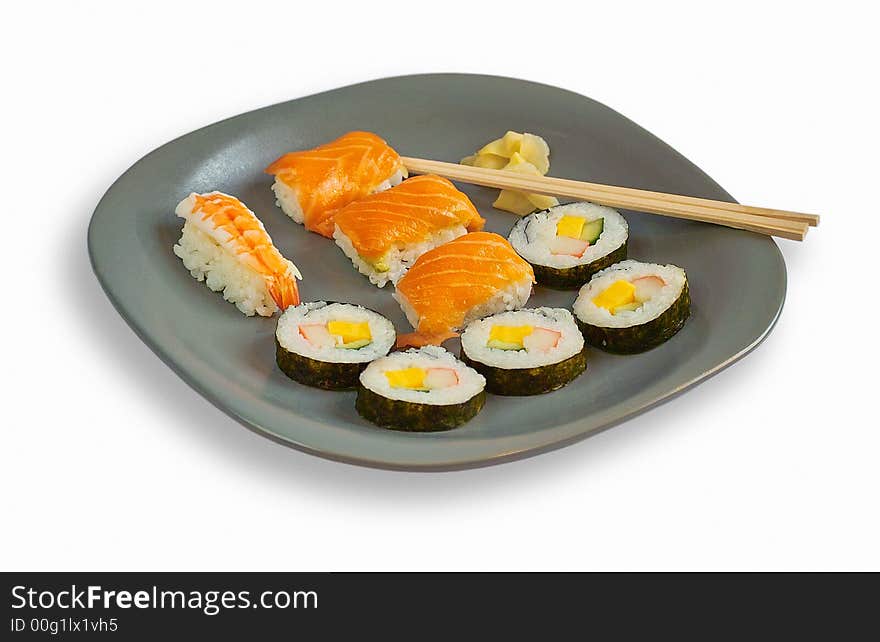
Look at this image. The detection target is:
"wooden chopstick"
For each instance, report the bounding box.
[401,157,817,241]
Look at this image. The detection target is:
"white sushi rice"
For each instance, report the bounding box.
[359,346,485,405]
[393,278,533,333]
[271,169,407,225]
[173,222,278,317]
[271,179,307,224]
[276,302,395,363]
[573,260,687,328]
[460,308,584,369]
[509,202,628,269]
[333,224,468,288]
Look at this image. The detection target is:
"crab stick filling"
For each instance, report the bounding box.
[593,275,667,314]
[384,367,460,390]
[299,320,373,349]
[550,216,605,257]
[486,325,562,352]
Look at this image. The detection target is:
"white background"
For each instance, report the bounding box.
[3,1,877,571]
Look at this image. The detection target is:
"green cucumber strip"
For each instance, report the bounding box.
[337,339,372,350]
[580,218,604,243]
[486,339,525,351]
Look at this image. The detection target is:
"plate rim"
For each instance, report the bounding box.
[87,72,787,471]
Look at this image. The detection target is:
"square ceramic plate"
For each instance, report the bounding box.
[88,74,785,470]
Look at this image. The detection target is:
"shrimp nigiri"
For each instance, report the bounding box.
[173,192,301,317]
[265,131,407,238]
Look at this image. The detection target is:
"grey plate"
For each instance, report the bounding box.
[88,73,785,471]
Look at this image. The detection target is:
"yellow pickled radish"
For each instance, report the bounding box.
[592,280,636,312]
[489,325,534,346]
[384,367,426,389]
[556,215,586,239]
[327,320,372,344]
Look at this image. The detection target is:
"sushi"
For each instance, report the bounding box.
[460,308,587,395]
[333,174,485,287]
[356,346,486,432]
[393,232,536,346]
[265,131,407,238]
[275,302,396,390]
[572,260,690,353]
[508,202,628,289]
[173,192,301,317]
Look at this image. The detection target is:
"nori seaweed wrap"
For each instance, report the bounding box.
[356,346,487,432]
[459,307,588,396]
[275,340,367,390]
[508,202,629,290]
[573,260,690,354]
[355,386,486,432]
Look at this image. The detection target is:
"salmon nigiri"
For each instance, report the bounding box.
[333,174,485,288]
[173,192,301,317]
[393,232,535,347]
[265,131,407,238]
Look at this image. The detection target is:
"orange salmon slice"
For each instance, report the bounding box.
[265,131,405,238]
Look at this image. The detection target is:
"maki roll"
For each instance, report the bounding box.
[508,202,628,289]
[573,260,690,354]
[356,346,486,432]
[460,308,587,396]
[276,302,396,390]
